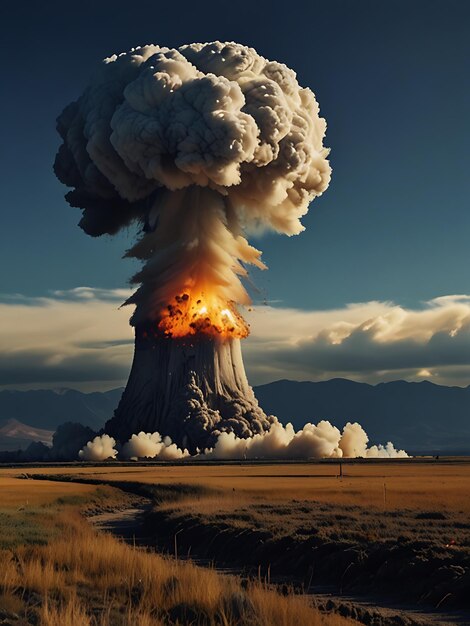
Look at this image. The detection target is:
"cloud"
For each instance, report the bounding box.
[1,289,470,389]
[51,287,132,302]
[243,295,470,386]
[0,288,133,389]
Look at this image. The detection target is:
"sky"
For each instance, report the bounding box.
[0,0,469,390]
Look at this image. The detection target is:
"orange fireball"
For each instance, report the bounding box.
[157,292,249,339]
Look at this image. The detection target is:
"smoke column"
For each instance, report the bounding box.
[55,41,331,452]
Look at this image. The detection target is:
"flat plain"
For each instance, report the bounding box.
[1,460,469,625]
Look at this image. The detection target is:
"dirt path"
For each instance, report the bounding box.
[87,504,152,543]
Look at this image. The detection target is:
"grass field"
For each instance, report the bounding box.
[4,459,469,512]
[0,469,359,626]
[3,459,467,621]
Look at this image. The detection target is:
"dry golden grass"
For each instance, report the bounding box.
[0,479,132,550]
[0,475,95,507]
[2,461,469,621]
[0,476,358,625]
[11,461,466,615]
[5,459,469,512]
[81,461,465,614]
[3,514,357,625]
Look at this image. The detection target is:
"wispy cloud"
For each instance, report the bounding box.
[243,295,470,386]
[1,288,470,390]
[0,288,134,390]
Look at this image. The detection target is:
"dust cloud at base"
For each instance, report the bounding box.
[79,421,408,461]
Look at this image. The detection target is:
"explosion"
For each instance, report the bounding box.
[55,41,334,452]
[156,292,249,339]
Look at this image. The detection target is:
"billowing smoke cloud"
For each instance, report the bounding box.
[78,434,118,461]
[55,41,330,327]
[202,421,408,460]
[78,423,407,461]
[340,421,408,458]
[121,431,189,460]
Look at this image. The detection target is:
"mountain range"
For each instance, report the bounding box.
[0,388,123,432]
[254,379,470,453]
[0,419,54,452]
[0,380,469,453]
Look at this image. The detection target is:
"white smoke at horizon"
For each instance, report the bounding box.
[78,434,118,461]
[121,431,190,460]
[201,420,408,460]
[77,422,408,461]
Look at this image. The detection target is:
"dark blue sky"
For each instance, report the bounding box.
[1,0,468,311]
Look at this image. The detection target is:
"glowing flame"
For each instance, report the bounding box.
[156,292,249,339]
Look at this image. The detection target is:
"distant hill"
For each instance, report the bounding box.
[254,379,470,453]
[0,388,123,432]
[0,380,469,453]
[0,418,54,451]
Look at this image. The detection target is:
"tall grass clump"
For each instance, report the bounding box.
[1,508,356,625]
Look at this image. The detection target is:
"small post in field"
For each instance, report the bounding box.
[174,529,182,560]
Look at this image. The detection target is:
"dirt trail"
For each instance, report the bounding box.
[87,505,151,542]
